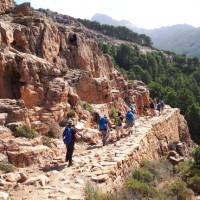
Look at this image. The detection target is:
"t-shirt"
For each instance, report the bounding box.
[63,127,76,145]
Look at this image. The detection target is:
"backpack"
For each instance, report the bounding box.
[126,111,134,122]
[63,127,73,145]
[160,101,165,108]
[99,117,108,130]
[157,103,161,110]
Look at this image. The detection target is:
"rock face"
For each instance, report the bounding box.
[0,0,14,14]
[0,4,150,135]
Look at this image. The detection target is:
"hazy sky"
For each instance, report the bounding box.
[15,0,200,29]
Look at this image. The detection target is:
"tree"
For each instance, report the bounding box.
[148,82,164,100]
[164,87,177,107]
[177,88,195,114]
[186,103,200,144]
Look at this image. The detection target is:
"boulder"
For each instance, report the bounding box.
[0,153,8,162]
[0,126,12,139]
[0,113,8,126]
[25,175,49,186]
[1,172,27,183]
[0,0,14,14]
[76,74,112,104]
[7,145,55,167]
[0,191,9,200]
[13,2,32,16]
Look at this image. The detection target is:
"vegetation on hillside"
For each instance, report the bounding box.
[78,19,152,47]
[99,43,200,144]
[14,125,38,139]
[85,146,200,200]
[0,161,15,173]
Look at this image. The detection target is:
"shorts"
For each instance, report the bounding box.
[100,129,108,135]
[116,126,123,131]
[126,120,135,127]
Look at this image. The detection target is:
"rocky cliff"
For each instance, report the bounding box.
[0,2,150,135]
[0,2,193,200]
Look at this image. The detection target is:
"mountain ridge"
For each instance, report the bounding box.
[92,13,200,57]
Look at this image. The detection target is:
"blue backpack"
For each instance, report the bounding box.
[126,111,134,122]
[63,128,73,145]
[99,117,108,130]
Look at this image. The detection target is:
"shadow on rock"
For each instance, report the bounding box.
[40,163,67,172]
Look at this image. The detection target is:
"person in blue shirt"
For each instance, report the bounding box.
[99,115,111,146]
[126,110,135,135]
[63,119,76,167]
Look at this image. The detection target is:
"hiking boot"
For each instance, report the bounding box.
[68,161,73,167]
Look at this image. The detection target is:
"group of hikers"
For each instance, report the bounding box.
[63,100,165,167]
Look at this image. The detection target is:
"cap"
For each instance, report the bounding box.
[67,119,73,126]
[177,142,183,147]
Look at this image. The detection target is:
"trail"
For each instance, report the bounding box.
[8,108,176,200]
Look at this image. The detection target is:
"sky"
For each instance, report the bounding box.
[15,0,200,29]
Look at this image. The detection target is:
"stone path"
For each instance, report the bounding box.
[8,108,178,200]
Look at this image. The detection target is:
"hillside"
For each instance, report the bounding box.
[92,14,200,58]
[146,24,200,58]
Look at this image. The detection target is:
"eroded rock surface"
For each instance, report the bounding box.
[0,0,14,14]
[0,3,150,135]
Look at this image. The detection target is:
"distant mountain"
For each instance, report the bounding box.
[146,25,200,57]
[92,14,200,57]
[91,13,136,30]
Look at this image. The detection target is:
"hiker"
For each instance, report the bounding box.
[160,100,165,114]
[143,104,148,116]
[168,142,185,173]
[130,103,136,114]
[99,115,111,146]
[125,109,135,135]
[150,101,156,116]
[116,112,123,140]
[156,102,161,115]
[176,142,184,157]
[93,112,100,128]
[63,119,77,167]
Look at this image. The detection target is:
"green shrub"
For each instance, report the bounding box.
[0,161,15,173]
[15,125,38,139]
[193,146,200,166]
[177,161,193,179]
[80,101,94,114]
[132,168,154,183]
[85,183,116,200]
[125,179,157,198]
[163,179,192,200]
[140,158,173,182]
[188,175,200,194]
[111,108,118,126]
